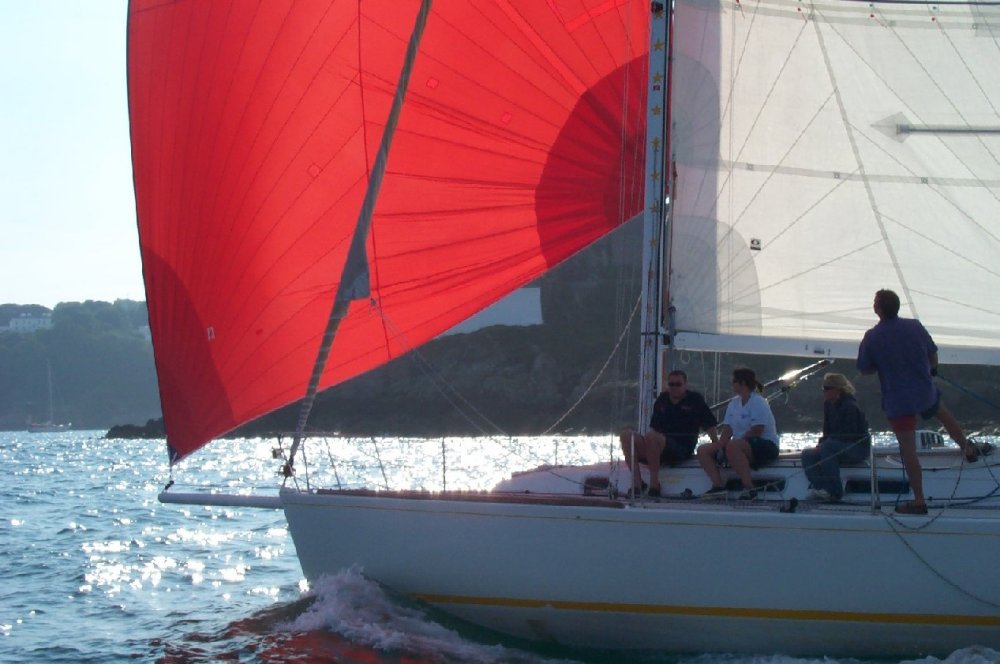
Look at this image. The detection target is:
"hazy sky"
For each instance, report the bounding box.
[1,1,144,308]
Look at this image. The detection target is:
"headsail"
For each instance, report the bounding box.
[668,0,1000,364]
[127,1,649,459]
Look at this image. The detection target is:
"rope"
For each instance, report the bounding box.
[357,277,644,491]
[541,293,642,435]
[937,372,1000,412]
[883,511,1000,609]
[375,306,507,437]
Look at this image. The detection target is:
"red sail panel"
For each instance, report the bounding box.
[127,0,649,459]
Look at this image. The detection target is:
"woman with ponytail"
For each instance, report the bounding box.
[696,368,779,500]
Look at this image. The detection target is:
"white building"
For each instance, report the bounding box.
[6,313,53,334]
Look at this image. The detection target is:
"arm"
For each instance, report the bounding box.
[846,402,871,443]
[830,400,870,442]
[820,399,832,439]
[717,423,733,446]
[696,394,720,444]
[717,399,736,445]
[857,332,877,375]
[648,392,667,432]
[744,394,773,441]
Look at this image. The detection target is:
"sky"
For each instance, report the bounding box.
[1,1,144,308]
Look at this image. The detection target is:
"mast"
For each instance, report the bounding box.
[46,360,55,424]
[637,2,671,430]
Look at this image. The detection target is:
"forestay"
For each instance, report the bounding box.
[667,0,1000,364]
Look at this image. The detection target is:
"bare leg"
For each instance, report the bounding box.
[645,431,666,490]
[896,430,925,505]
[934,403,971,451]
[697,441,724,488]
[725,438,755,490]
[619,430,644,488]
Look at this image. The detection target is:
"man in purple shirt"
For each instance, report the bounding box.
[857,289,978,514]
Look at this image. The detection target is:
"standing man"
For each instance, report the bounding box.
[620,369,719,497]
[857,289,979,515]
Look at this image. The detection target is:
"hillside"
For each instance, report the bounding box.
[5,227,1000,437]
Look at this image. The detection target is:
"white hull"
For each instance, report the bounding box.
[27,423,69,433]
[280,447,1000,657]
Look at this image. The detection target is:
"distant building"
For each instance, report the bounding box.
[6,313,53,334]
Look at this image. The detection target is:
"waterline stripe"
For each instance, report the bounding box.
[413,594,1000,627]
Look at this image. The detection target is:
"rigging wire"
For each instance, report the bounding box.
[883,511,1000,609]
[938,371,1000,412]
[372,303,633,490]
[374,307,507,437]
[541,294,642,435]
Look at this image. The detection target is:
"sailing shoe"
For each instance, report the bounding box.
[965,440,994,463]
[895,501,928,515]
[738,488,758,501]
[964,442,980,463]
[702,485,727,498]
[808,488,832,501]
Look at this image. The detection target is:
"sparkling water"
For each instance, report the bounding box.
[2,431,997,663]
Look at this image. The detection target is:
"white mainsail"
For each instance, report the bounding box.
[668,0,1000,364]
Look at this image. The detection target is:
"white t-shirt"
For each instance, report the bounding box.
[722,392,778,444]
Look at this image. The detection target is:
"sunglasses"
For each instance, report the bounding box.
[822,385,836,391]
[667,381,684,387]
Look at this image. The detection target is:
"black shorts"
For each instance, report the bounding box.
[634,434,694,467]
[920,390,942,420]
[660,436,695,466]
[747,437,779,469]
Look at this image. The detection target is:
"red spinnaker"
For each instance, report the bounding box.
[127,0,649,460]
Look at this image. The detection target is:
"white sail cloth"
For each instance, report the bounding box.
[668,0,1000,364]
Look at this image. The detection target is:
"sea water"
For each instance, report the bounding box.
[2,430,998,664]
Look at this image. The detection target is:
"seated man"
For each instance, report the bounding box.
[619,370,719,497]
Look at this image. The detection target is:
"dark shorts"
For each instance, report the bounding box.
[634,434,694,467]
[747,437,779,469]
[920,394,941,420]
[889,393,942,433]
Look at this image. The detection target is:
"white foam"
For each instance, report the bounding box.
[283,567,579,663]
[897,646,1000,664]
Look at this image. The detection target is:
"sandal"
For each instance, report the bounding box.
[964,441,980,463]
[702,485,727,498]
[895,501,928,515]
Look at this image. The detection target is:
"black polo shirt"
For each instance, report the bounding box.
[649,390,717,451]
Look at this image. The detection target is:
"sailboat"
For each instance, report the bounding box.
[27,360,68,433]
[128,0,1000,657]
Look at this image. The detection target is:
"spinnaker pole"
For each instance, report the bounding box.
[284,0,433,475]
